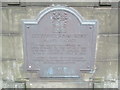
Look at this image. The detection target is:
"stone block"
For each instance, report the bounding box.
[2,60,25,82]
[93,61,118,81]
[1,35,23,60]
[26,80,93,88]
[68,7,118,34]
[0,42,1,62]
[2,7,27,33]
[2,81,25,88]
[94,8,118,34]
[2,36,15,60]
[0,61,2,90]
[96,35,118,61]
[94,81,118,88]
[20,1,99,7]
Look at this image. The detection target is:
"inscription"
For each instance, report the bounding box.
[29,33,90,66]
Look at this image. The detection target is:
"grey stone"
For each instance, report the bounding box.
[96,36,118,61]
[26,80,93,88]
[2,81,25,88]
[2,60,25,81]
[2,36,15,59]
[94,81,118,88]
[93,61,118,81]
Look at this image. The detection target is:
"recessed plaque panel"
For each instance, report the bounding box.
[22,6,97,78]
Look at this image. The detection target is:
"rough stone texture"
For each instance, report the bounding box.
[2,0,19,2]
[2,36,16,60]
[1,35,23,60]
[75,7,118,34]
[0,61,2,90]
[19,1,99,7]
[26,81,93,88]
[94,8,118,34]
[100,0,120,7]
[0,43,1,57]
[94,61,118,80]
[96,36,118,61]
[94,81,118,88]
[0,2,2,89]
[2,81,25,88]
[1,3,119,88]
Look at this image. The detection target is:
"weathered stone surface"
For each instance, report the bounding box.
[1,35,23,60]
[2,81,25,88]
[2,7,27,33]
[0,11,1,88]
[2,7,45,33]
[96,36,118,61]
[0,61,2,90]
[14,36,23,60]
[2,60,16,81]
[93,61,118,81]
[2,36,15,59]
[93,8,118,34]
[100,0,120,8]
[0,1,2,7]
[1,7,118,34]
[2,0,19,2]
[2,60,25,81]
[71,7,118,34]
[26,80,93,88]
[0,36,2,59]
[94,81,118,88]
[19,1,99,7]
[75,7,118,33]
[20,0,99,3]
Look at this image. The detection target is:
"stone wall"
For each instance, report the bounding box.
[1,1,119,89]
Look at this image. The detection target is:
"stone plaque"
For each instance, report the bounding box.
[22,6,97,78]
